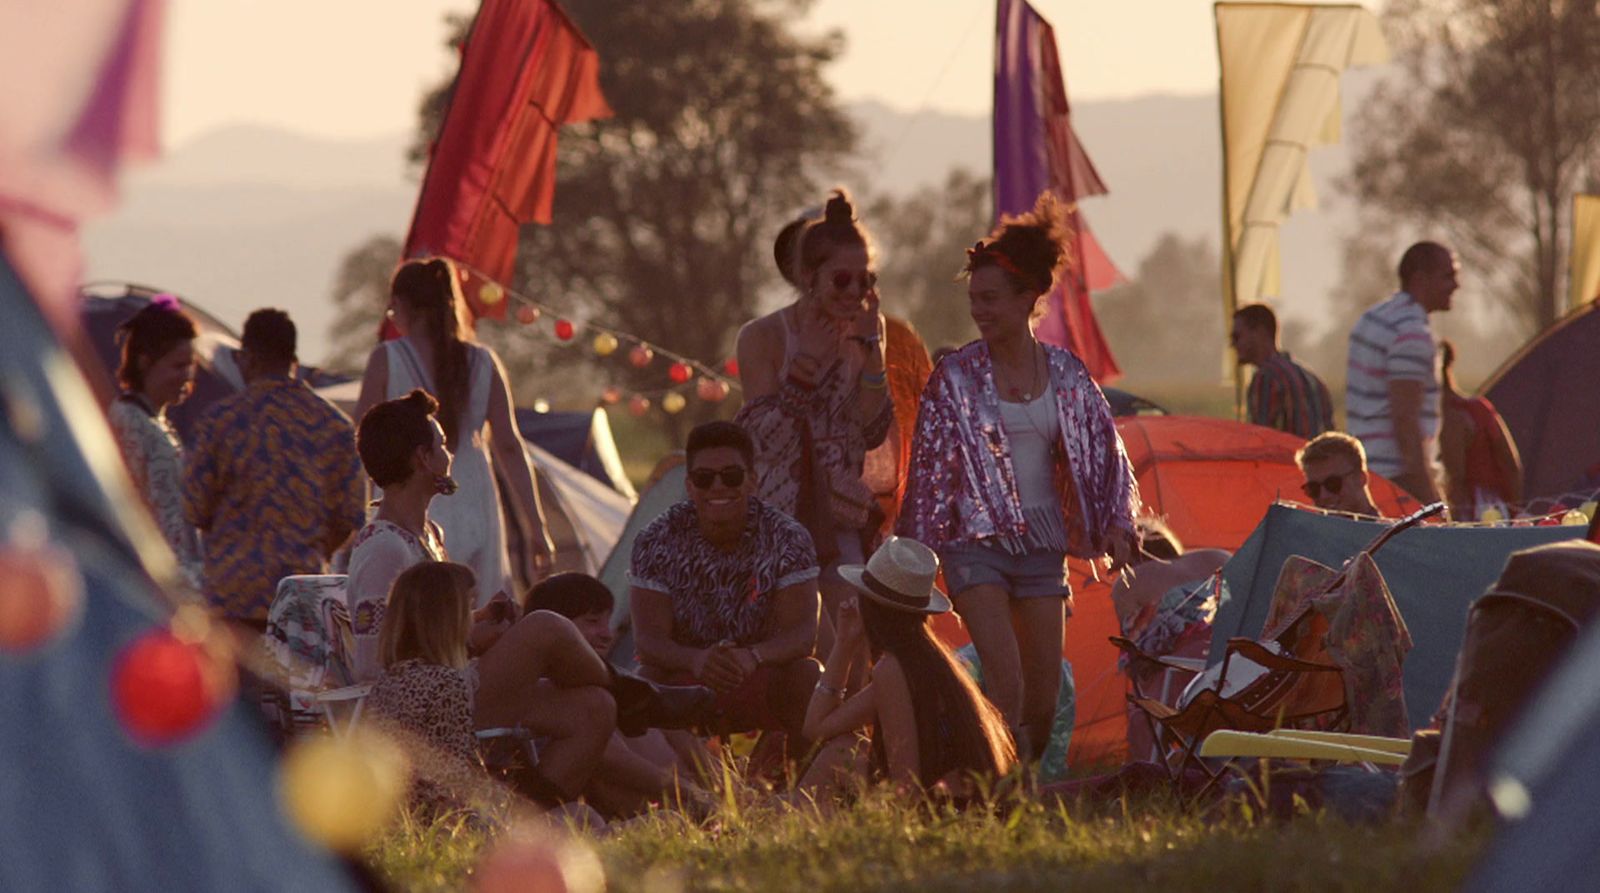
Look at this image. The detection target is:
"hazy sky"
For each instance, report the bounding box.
[161,0,1231,146]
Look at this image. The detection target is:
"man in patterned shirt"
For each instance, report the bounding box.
[630,421,822,740]
[1346,242,1457,504]
[1231,303,1334,438]
[184,309,366,624]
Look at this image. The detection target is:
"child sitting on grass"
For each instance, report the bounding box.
[524,573,715,816]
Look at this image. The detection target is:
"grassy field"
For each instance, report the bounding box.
[368,777,1485,892]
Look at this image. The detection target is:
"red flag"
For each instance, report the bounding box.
[994,0,1123,382]
[403,0,610,325]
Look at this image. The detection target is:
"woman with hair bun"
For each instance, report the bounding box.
[896,192,1140,761]
[735,189,894,649]
[107,297,204,588]
[354,258,554,604]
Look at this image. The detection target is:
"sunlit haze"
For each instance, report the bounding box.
[161,0,1232,146]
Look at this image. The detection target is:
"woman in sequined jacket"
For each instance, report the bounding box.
[896,192,1140,759]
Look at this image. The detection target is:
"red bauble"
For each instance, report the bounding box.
[516,305,540,325]
[0,542,82,653]
[723,357,739,378]
[600,386,623,406]
[696,377,730,403]
[628,345,655,368]
[553,319,575,341]
[627,395,651,417]
[111,629,231,745]
[668,362,692,384]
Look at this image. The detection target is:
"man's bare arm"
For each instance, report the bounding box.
[1388,379,1443,503]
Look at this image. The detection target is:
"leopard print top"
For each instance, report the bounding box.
[365,658,483,813]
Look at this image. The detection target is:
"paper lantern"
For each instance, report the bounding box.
[111,628,234,745]
[629,344,655,368]
[554,319,576,341]
[628,395,651,417]
[668,362,692,384]
[697,377,730,403]
[592,332,619,356]
[723,357,739,377]
[280,729,408,852]
[479,282,505,305]
[516,305,540,325]
[0,534,82,654]
[1479,506,1504,524]
[601,386,623,405]
[476,828,605,893]
[532,399,551,414]
[662,392,687,414]
[1562,509,1590,526]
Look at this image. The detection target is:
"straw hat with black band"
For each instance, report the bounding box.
[837,536,952,615]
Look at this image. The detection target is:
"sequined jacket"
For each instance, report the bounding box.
[896,341,1138,556]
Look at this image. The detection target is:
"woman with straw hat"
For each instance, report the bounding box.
[799,536,1015,794]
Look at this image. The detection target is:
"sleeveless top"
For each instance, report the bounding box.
[382,338,510,603]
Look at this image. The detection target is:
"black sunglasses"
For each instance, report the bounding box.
[830,269,878,293]
[1302,470,1356,499]
[689,466,747,489]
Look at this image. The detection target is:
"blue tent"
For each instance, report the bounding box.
[1213,503,1580,729]
[1,260,354,890]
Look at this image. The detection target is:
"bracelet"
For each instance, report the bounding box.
[747,645,764,667]
[814,680,844,698]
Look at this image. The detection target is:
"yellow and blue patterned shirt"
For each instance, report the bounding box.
[184,376,366,621]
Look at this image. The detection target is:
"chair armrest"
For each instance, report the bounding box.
[1199,730,1407,766]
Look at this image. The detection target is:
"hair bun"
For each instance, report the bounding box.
[823,188,856,225]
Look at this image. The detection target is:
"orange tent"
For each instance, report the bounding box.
[931,415,1419,767]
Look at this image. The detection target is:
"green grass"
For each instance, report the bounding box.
[368,774,1485,892]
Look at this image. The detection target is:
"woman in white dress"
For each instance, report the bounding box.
[355,258,553,603]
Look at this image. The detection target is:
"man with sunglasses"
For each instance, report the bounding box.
[629,421,823,745]
[1296,432,1383,517]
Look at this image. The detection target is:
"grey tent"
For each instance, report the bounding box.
[0,259,355,890]
[1466,544,1600,891]
[1213,503,1579,729]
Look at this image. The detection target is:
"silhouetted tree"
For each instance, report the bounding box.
[866,168,991,354]
[1345,0,1600,334]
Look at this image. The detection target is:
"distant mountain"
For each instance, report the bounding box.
[82,94,1370,365]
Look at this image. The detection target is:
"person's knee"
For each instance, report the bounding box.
[573,685,618,732]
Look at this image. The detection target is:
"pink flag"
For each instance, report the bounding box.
[994,0,1123,382]
[0,0,164,327]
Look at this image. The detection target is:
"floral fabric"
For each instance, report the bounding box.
[107,395,203,588]
[1261,553,1413,738]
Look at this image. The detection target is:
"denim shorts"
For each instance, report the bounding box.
[940,541,1072,606]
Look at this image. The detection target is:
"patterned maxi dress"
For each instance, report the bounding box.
[382,337,511,603]
[108,394,203,589]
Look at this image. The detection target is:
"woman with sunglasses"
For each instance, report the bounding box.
[898,192,1140,761]
[735,189,893,651]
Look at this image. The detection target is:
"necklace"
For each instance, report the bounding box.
[999,345,1042,401]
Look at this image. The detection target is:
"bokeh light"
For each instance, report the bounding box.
[479,282,505,306]
[696,378,730,403]
[722,357,739,378]
[628,395,651,417]
[0,515,84,654]
[280,728,408,852]
[554,319,576,341]
[600,386,623,405]
[662,392,687,414]
[592,332,619,356]
[629,345,655,368]
[111,626,235,745]
[668,362,692,384]
[517,305,541,325]
[475,828,605,893]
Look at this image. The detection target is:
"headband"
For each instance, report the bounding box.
[967,241,1032,286]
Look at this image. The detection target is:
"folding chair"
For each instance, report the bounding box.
[1199,729,1411,768]
[262,574,354,733]
[311,683,372,738]
[1115,503,1442,789]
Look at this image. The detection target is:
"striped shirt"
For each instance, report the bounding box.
[1346,292,1439,479]
[1247,351,1335,439]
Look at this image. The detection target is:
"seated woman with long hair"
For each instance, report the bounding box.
[799,537,1015,797]
[364,561,616,814]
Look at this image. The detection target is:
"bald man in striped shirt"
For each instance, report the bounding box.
[1346,242,1458,504]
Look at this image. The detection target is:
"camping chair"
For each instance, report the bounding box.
[1114,503,1441,789]
[262,574,356,733]
[311,683,372,738]
[1199,729,1411,768]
